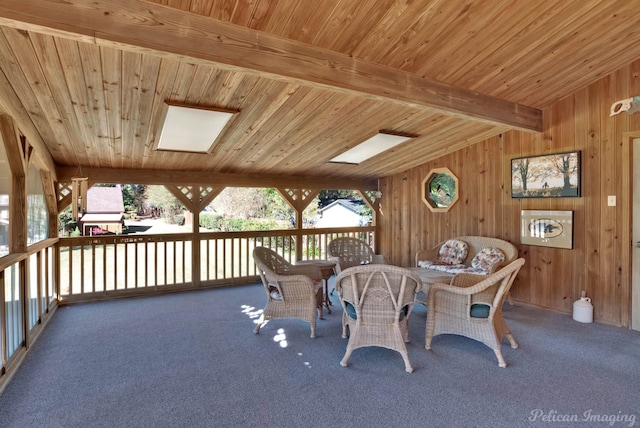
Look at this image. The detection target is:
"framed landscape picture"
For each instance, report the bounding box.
[520,210,574,249]
[511,151,581,198]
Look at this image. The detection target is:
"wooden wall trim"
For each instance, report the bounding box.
[622,130,640,327]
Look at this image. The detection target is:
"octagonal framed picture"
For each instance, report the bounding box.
[422,167,458,212]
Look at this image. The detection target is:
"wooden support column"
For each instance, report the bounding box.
[166,185,224,287]
[193,186,223,286]
[278,189,320,261]
[0,115,28,253]
[165,185,199,286]
[10,175,26,253]
[40,170,58,238]
[0,115,30,356]
[358,189,382,253]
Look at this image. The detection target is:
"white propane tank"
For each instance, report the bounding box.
[572,291,593,323]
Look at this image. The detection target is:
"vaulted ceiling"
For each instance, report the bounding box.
[0,0,639,189]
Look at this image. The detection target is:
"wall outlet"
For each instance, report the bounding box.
[608,195,616,206]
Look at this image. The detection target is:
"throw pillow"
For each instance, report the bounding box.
[471,247,506,273]
[436,239,469,265]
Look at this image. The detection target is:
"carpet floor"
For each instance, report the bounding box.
[0,281,638,428]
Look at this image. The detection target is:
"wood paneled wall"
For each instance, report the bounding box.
[378,59,640,327]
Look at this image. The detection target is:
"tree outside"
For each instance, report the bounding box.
[59,185,372,236]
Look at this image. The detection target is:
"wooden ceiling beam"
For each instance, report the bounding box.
[56,167,378,191]
[0,0,542,133]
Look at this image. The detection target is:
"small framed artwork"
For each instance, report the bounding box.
[422,167,459,213]
[511,151,581,198]
[521,210,574,249]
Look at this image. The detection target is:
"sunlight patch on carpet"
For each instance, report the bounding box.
[240,304,263,324]
[273,328,288,348]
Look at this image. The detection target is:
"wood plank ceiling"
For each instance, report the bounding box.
[0,0,639,188]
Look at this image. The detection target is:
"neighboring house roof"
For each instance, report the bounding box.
[85,186,125,213]
[318,199,364,214]
[316,199,370,228]
[79,213,124,224]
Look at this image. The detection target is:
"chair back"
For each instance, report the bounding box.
[336,264,420,325]
[328,237,375,270]
[253,246,294,277]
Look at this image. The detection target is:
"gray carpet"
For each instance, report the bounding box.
[0,280,639,428]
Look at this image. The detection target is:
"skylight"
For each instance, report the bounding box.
[329,132,414,164]
[157,103,236,153]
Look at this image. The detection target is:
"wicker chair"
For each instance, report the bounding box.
[335,264,421,373]
[327,237,387,275]
[425,258,525,367]
[252,247,323,338]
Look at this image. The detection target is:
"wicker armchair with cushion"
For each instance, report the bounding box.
[252,247,324,338]
[425,258,525,367]
[327,237,387,275]
[335,264,421,373]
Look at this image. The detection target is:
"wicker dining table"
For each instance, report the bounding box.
[408,267,453,306]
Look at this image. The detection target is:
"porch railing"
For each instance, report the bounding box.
[1,238,57,389]
[57,226,374,301]
[0,226,374,391]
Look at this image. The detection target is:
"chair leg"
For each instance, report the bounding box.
[505,333,518,349]
[496,315,518,349]
[400,350,414,373]
[425,316,435,349]
[493,348,507,368]
[425,328,434,350]
[316,290,324,320]
[310,320,316,339]
[506,292,513,305]
[341,313,349,338]
[340,348,353,367]
[254,314,265,334]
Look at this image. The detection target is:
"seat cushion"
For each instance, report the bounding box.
[344,302,409,320]
[470,303,491,318]
[470,247,506,273]
[268,286,282,300]
[436,239,469,265]
[269,282,321,300]
[345,302,357,320]
[418,260,468,274]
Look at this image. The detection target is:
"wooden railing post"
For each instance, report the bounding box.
[192,210,201,287]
